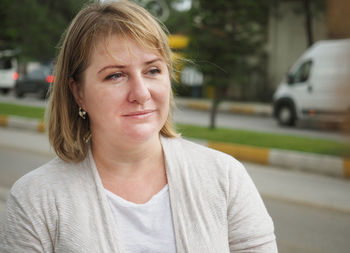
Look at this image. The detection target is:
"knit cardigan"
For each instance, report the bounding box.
[0,137,277,252]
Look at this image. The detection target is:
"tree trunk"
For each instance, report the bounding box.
[209,97,219,130]
[303,0,313,47]
[209,85,227,129]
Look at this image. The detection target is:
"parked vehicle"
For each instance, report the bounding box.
[14,65,54,99]
[0,50,18,94]
[273,39,350,126]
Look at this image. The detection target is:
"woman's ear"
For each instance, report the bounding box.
[69,78,85,109]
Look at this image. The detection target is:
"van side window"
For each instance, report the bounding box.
[290,60,313,84]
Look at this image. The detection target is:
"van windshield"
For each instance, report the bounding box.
[291,60,313,84]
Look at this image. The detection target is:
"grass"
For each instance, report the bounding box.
[1,102,349,157]
[176,124,350,158]
[0,102,45,119]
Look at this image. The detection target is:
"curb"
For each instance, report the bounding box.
[206,141,350,179]
[1,114,349,179]
[0,115,46,132]
[175,98,272,116]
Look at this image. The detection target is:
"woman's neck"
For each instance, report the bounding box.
[91,133,164,178]
[91,133,167,204]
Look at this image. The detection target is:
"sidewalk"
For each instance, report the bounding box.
[1,127,350,215]
[2,164,350,214]
[0,97,349,179]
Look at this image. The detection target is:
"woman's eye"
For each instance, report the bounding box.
[105,72,124,81]
[148,68,161,75]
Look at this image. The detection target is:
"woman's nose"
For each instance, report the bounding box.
[127,75,151,104]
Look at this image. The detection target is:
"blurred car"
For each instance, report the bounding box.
[0,50,18,94]
[14,66,54,99]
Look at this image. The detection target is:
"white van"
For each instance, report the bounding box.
[273,39,350,126]
[0,50,18,94]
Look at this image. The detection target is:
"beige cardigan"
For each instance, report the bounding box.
[0,137,277,252]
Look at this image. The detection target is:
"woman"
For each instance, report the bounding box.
[0,1,277,252]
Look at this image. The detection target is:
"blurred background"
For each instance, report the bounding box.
[0,0,350,252]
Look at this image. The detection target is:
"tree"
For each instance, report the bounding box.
[0,0,89,62]
[300,0,324,47]
[303,0,313,46]
[163,0,193,34]
[271,0,325,47]
[185,0,270,129]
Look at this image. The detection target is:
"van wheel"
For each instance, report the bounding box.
[277,104,296,126]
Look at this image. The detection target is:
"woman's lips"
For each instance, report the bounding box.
[122,110,155,118]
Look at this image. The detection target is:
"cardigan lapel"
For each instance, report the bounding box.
[86,148,125,253]
[161,136,189,252]
[161,136,206,252]
[161,137,228,253]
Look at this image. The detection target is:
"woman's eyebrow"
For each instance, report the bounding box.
[98,65,126,74]
[97,58,163,73]
[145,58,162,65]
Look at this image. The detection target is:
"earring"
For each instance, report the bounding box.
[83,132,92,143]
[79,107,87,119]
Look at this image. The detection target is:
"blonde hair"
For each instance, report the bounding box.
[46,0,178,162]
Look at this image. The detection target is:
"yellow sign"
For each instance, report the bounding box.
[168,34,189,49]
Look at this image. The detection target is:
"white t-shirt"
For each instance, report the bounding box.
[105,185,176,253]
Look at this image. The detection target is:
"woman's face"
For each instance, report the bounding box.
[73,35,171,145]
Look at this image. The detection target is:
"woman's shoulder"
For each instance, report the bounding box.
[163,136,242,165]
[162,136,245,177]
[10,156,89,199]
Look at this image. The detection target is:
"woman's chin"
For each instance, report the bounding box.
[123,126,160,143]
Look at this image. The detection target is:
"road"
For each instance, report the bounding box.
[266,198,350,253]
[0,128,350,253]
[174,107,350,143]
[1,93,350,142]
